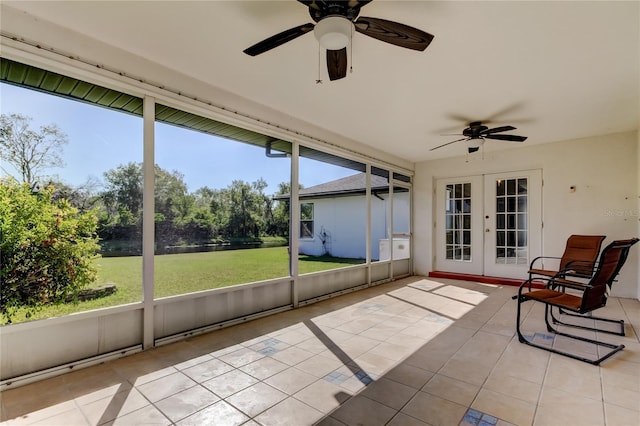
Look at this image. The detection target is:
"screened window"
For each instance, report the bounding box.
[0,80,143,323]
[154,104,292,296]
[300,203,314,239]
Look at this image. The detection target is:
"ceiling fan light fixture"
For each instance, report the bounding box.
[467,138,482,150]
[314,16,352,50]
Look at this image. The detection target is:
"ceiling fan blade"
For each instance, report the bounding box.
[354,16,434,51]
[481,125,516,135]
[430,137,468,151]
[327,48,348,81]
[484,134,527,142]
[482,102,526,123]
[243,23,315,56]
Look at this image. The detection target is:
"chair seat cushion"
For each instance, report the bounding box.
[522,289,582,311]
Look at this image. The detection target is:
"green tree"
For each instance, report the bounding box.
[224,179,270,239]
[101,162,143,224]
[48,177,101,212]
[0,113,68,185]
[0,180,100,323]
[99,163,203,250]
[270,181,300,238]
[154,166,190,224]
[101,163,192,226]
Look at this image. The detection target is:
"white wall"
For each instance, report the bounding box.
[298,193,410,260]
[414,131,639,298]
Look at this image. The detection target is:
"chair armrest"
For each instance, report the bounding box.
[529,256,561,271]
[550,277,592,291]
[513,277,552,298]
[513,277,555,301]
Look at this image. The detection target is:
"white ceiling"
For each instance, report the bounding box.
[3,1,639,164]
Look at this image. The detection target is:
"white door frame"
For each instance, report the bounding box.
[483,170,542,279]
[435,169,542,279]
[435,175,484,275]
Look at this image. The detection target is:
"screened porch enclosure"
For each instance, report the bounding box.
[0,59,413,387]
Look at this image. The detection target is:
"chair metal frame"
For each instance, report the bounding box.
[528,234,606,280]
[515,238,639,365]
[549,237,639,336]
[528,234,624,335]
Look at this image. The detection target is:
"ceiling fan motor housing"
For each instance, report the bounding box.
[308,1,363,22]
[464,122,489,138]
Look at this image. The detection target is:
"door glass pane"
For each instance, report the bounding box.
[517,178,527,194]
[445,182,472,262]
[463,183,471,198]
[462,246,471,261]
[463,215,471,229]
[495,177,528,264]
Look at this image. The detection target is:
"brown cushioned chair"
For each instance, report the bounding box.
[515,238,639,365]
[528,234,606,280]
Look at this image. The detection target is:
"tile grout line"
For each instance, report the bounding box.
[457,289,522,426]
[531,340,555,426]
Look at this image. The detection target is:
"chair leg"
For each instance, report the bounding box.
[543,307,625,365]
[515,294,625,365]
[551,307,625,336]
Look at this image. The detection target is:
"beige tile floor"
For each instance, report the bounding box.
[1,276,639,426]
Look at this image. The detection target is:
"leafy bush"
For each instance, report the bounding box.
[0,180,100,323]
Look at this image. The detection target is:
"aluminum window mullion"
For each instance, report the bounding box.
[142,96,155,349]
[290,142,300,307]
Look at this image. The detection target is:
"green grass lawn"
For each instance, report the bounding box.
[2,247,365,324]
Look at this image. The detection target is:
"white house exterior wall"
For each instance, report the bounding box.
[298,192,410,260]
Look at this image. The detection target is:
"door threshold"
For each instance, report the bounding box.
[428,271,526,287]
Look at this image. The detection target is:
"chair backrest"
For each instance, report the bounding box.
[580,238,639,312]
[559,235,606,277]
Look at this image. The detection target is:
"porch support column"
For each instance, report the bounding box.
[366,164,372,285]
[290,142,300,307]
[142,96,155,349]
[389,172,395,280]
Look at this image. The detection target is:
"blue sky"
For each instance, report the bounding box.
[0,82,355,195]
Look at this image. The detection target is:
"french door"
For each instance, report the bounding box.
[435,170,542,280]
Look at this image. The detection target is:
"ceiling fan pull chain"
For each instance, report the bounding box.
[349,24,354,74]
[316,45,323,84]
